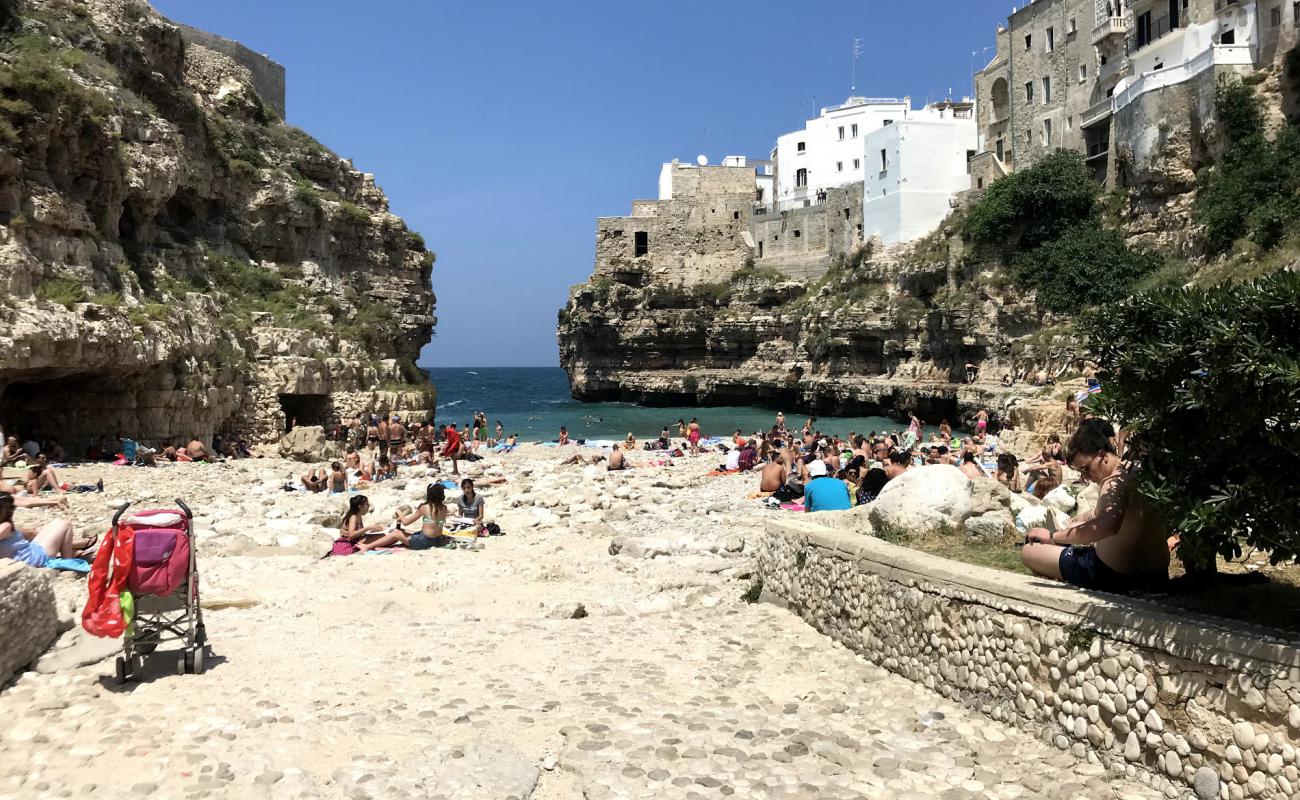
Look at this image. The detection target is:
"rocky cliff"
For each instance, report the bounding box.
[559,230,1077,427]
[0,0,436,449]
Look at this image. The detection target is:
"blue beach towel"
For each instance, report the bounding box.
[46,558,91,573]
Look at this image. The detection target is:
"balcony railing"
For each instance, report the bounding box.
[1129,14,1181,54]
[1114,43,1255,111]
[1092,16,1132,45]
[1081,97,1115,128]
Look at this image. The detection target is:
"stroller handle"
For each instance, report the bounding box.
[176,499,193,519]
[112,501,131,526]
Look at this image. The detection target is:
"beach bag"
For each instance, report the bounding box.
[331,538,359,556]
[83,525,134,638]
[128,527,190,596]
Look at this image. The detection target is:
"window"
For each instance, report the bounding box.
[1101,53,1109,65]
[1069,17,1077,35]
[1046,26,1055,52]
[795,168,808,188]
[978,177,985,189]
[1079,63,1088,83]
[880,149,888,171]
[1043,76,1052,104]
[853,158,861,169]
[1042,119,1053,147]
[1272,6,1282,26]
[793,230,801,238]
[836,161,843,172]
[844,208,851,219]
[797,141,806,153]
[838,126,845,140]
[856,224,863,238]
[851,123,859,138]
[1024,33,1032,50]
[1025,81,1034,103]
[634,231,649,257]
[1221,29,1235,44]
[757,241,763,258]
[1067,115,1074,131]
[996,138,1004,161]
[966,149,976,174]
[732,211,740,220]
[883,119,893,126]
[1295,1,1300,25]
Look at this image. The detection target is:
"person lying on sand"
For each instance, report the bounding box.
[301,467,328,493]
[0,496,92,566]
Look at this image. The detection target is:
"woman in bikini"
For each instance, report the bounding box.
[387,483,451,550]
[687,418,702,456]
[0,495,88,566]
[332,495,391,555]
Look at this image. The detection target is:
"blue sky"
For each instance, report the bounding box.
[152,0,1011,367]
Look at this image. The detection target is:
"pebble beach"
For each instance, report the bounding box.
[0,447,1167,799]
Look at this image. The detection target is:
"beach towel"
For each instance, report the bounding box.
[46,557,91,573]
[707,469,740,477]
[779,503,806,512]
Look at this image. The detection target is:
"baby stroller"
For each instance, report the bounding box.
[87,501,207,681]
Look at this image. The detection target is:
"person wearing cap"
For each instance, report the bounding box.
[802,459,851,512]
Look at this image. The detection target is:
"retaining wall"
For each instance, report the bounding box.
[0,561,59,687]
[756,519,1300,800]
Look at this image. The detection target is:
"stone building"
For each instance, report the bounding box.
[972,0,1297,192]
[592,161,762,288]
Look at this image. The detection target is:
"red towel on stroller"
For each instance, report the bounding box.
[82,525,135,638]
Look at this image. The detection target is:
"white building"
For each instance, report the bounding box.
[657,156,774,203]
[771,97,911,211]
[862,101,978,245]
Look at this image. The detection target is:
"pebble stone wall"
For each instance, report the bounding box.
[0,561,59,687]
[757,519,1300,800]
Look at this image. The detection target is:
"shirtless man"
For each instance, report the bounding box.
[759,459,787,493]
[301,467,328,493]
[1021,424,1169,593]
[377,416,390,457]
[186,439,211,462]
[389,415,406,455]
[607,443,627,471]
[883,450,911,481]
[344,448,361,471]
[958,451,985,480]
[2,437,24,466]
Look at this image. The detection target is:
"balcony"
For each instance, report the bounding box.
[1093,16,1132,45]
[1114,43,1255,111]
[1215,0,1242,11]
[1081,97,1115,128]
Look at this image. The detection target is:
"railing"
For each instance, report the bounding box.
[1129,14,1180,54]
[1114,44,1255,111]
[1081,97,1115,128]
[1092,16,1132,45]
[753,195,825,215]
[1085,140,1111,160]
[1215,0,1242,10]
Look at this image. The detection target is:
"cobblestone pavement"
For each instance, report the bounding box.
[0,455,1169,799]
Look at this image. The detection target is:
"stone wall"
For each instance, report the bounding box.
[0,562,59,687]
[752,184,864,281]
[171,21,287,117]
[756,519,1300,800]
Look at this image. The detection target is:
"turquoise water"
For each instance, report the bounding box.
[423,368,950,443]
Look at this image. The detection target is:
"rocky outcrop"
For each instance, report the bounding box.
[0,0,436,450]
[0,561,59,686]
[559,232,1078,425]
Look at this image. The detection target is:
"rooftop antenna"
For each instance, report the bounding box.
[850,37,864,94]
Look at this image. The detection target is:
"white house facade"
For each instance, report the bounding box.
[771,97,911,211]
[862,102,978,245]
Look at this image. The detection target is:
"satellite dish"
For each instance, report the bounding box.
[696,154,709,166]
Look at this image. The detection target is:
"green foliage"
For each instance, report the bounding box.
[0,33,114,139]
[892,295,927,328]
[90,291,121,310]
[1195,78,1300,255]
[794,549,807,568]
[338,201,371,226]
[963,151,1099,250]
[740,580,763,604]
[1079,270,1300,570]
[1011,224,1161,314]
[337,297,401,356]
[37,277,88,306]
[1064,624,1098,652]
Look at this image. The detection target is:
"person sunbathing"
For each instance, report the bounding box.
[386,483,451,550]
[25,461,62,494]
[1020,424,1169,593]
[301,467,328,493]
[0,496,89,566]
[329,462,348,494]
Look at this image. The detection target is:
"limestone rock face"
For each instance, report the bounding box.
[0,0,437,449]
[278,425,339,463]
[867,465,974,536]
[0,562,59,686]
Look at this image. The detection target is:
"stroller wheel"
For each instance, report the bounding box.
[195,623,207,647]
[177,653,188,675]
[192,647,205,675]
[115,656,128,684]
[134,640,157,656]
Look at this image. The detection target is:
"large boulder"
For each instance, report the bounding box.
[0,561,60,685]
[868,465,974,536]
[278,425,339,462]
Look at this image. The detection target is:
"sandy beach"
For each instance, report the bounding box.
[0,447,1165,799]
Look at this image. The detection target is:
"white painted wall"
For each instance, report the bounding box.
[1125,1,1257,78]
[772,97,911,209]
[862,111,978,245]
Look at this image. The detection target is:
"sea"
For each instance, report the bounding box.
[422,367,950,443]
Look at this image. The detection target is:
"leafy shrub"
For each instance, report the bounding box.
[1080,270,1300,569]
[338,201,371,226]
[37,277,88,306]
[1011,224,1161,313]
[1195,77,1300,254]
[963,151,1099,250]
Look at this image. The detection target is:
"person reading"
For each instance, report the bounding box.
[1020,423,1169,594]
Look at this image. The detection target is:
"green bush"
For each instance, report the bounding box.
[36,277,88,306]
[1080,270,1300,569]
[1011,224,1160,313]
[338,201,371,226]
[963,151,1099,250]
[1195,77,1300,254]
